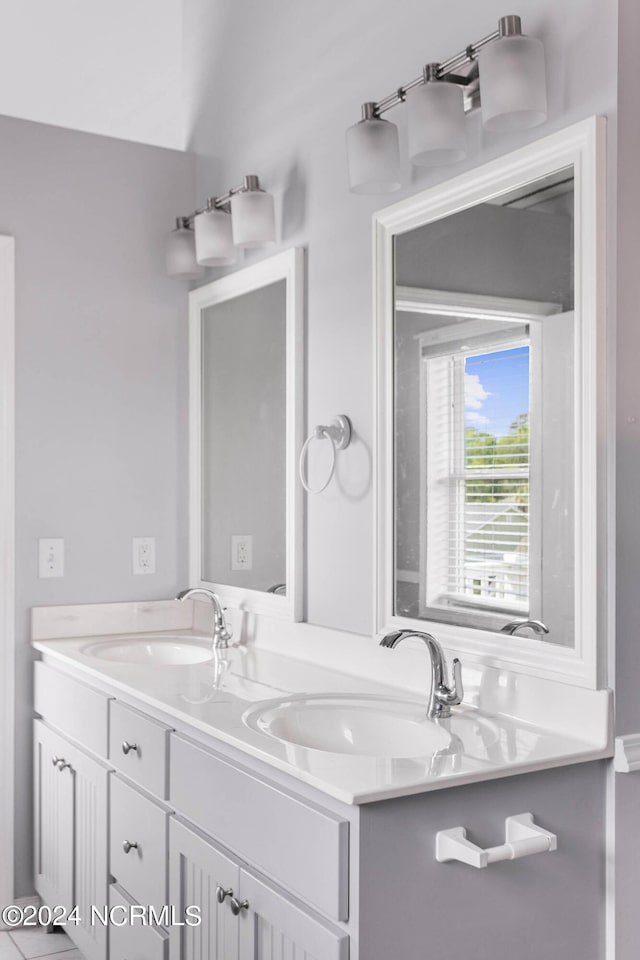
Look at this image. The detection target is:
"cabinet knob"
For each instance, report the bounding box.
[53,758,71,772]
[122,741,138,756]
[215,885,233,904]
[51,756,63,767]
[229,897,249,917]
[122,840,138,854]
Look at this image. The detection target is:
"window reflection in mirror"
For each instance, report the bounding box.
[201,280,286,593]
[393,168,575,645]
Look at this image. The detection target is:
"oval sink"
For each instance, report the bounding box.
[81,636,213,666]
[243,695,452,758]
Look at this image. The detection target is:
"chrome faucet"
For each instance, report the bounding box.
[176,588,233,650]
[379,630,463,719]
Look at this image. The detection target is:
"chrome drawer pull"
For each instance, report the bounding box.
[229,897,249,916]
[215,885,233,904]
[53,757,71,772]
[122,741,138,756]
[51,756,63,767]
[122,840,138,854]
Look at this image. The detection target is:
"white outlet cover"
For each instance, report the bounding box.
[39,538,64,578]
[133,537,156,575]
[231,534,253,571]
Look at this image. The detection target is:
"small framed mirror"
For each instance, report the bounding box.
[375,118,606,687]
[189,248,304,620]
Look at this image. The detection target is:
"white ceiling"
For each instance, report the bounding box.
[0,0,186,149]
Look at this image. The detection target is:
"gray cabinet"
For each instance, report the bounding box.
[33,720,109,960]
[34,657,605,960]
[358,761,606,960]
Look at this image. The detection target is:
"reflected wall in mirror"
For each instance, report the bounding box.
[375,117,606,688]
[189,249,303,620]
[202,281,286,590]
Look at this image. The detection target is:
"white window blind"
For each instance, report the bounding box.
[423,341,530,615]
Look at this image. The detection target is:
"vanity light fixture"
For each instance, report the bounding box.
[346,14,547,193]
[165,175,276,278]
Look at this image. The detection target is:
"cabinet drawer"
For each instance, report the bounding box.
[110,776,168,909]
[34,662,110,756]
[169,734,349,922]
[109,884,168,960]
[109,701,171,798]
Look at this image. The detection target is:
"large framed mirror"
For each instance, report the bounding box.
[189,248,303,620]
[375,117,607,688]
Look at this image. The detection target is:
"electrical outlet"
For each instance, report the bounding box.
[231,535,253,571]
[133,537,156,575]
[39,539,64,578]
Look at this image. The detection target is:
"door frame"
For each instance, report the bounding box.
[0,235,15,909]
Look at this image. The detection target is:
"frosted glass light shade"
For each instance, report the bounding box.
[194,208,237,266]
[165,226,204,279]
[480,34,547,132]
[231,189,276,247]
[346,116,401,194]
[407,81,467,166]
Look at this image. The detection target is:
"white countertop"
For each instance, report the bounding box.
[32,628,611,805]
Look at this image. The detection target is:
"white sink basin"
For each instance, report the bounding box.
[81,636,213,666]
[243,695,453,758]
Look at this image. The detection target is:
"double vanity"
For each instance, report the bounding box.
[32,598,610,960]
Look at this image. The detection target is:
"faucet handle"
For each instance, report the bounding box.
[218,608,233,641]
[441,657,463,707]
[450,658,463,704]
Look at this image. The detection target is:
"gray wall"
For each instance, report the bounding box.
[184,0,617,637]
[2,115,195,896]
[395,202,573,306]
[201,281,286,591]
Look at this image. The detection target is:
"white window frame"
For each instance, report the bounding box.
[374,116,607,689]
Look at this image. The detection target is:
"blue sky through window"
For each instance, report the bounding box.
[464,346,529,437]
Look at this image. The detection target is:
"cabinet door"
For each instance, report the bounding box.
[34,721,74,911]
[238,869,349,960]
[34,720,109,960]
[169,818,240,960]
[68,743,108,960]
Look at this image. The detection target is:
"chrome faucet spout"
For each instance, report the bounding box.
[379,630,463,720]
[176,588,233,650]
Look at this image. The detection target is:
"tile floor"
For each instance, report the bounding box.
[0,928,83,960]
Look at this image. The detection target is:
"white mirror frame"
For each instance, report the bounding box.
[189,247,304,621]
[374,116,608,689]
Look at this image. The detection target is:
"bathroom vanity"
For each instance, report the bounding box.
[31,114,611,960]
[31,601,610,960]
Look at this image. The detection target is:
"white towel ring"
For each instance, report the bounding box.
[298,415,352,494]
